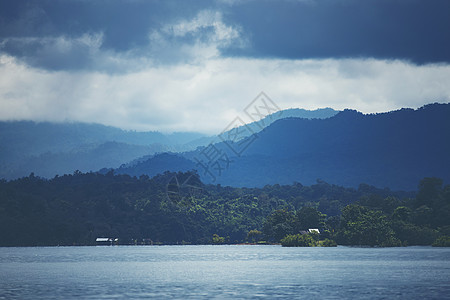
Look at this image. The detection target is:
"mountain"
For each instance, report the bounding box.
[118,103,450,190]
[0,108,337,180]
[0,121,208,179]
[3,104,448,189]
[116,152,196,178]
[219,107,338,141]
[6,142,167,179]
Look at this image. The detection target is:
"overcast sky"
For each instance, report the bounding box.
[1,0,449,133]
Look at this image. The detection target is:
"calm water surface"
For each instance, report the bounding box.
[0,245,449,299]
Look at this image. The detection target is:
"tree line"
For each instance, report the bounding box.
[263,177,450,246]
[0,171,448,246]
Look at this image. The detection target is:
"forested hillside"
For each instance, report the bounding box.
[1,171,447,247]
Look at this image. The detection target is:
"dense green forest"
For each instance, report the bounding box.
[0,171,448,247]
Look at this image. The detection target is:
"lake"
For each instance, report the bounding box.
[0,245,449,299]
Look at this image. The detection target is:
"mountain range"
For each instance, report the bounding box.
[116,103,450,191]
[0,121,206,179]
[0,107,337,180]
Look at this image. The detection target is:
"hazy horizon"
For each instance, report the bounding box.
[2,102,449,135]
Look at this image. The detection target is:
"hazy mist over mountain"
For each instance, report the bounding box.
[0,121,206,179]
[116,103,450,191]
[0,107,340,180]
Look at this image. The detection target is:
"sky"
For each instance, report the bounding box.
[0,0,449,134]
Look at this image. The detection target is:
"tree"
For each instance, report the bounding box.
[320,238,337,247]
[392,206,411,222]
[294,206,325,231]
[414,177,443,209]
[212,234,225,244]
[337,204,400,246]
[262,209,295,242]
[411,205,434,227]
[281,233,316,247]
[432,236,450,247]
[247,229,263,243]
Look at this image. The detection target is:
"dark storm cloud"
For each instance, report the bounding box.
[222,0,450,64]
[1,0,449,70]
[0,0,204,45]
[0,0,217,70]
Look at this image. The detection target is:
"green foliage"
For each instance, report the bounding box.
[337,204,398,246]
[0,171,448,247]
[262,209,295,242]
[392,206,411,222]
[309,231,320,241]
[247,229,263,243]
[432,236,450,247]
[319,238,337,247]
[0,171,298,246]
[281,234,317,247]
[281,234,337,247]
[334,179,450,246]
[391,222,438,245]
[263,206,328,242]
[212,234,225,244]
[380,236,403,247]
[412,177,450,228]
[415,177,443,209]
[294,206,325,231]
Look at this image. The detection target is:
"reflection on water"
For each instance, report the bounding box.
[0,245,449,299]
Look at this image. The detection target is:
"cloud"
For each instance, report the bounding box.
[1,6,449,134]
[1,53,449,134]
[0,32,105,70]
[1,9,246,72]
[2,0,450,68]
[148,10,246,64]
[219,0,450,64]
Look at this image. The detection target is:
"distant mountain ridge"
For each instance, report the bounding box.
[117,103,450,190]
[2,104,449,190]
[0,107,340,180]
[0,121,207,179]
[220,107,338,141]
